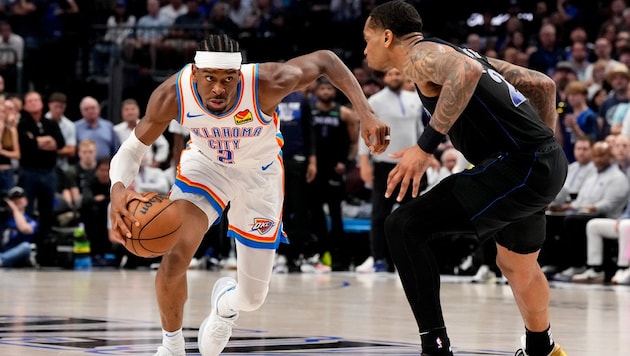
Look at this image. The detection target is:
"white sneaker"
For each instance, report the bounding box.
[153,346,180,356]
[471,265,495,283]
[552,266,586,282]
[198,277,238,356]
[355,256,375,273]
[572,268,604,283]
[612,268,630,285]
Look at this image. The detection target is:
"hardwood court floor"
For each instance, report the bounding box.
[0,269,628,355]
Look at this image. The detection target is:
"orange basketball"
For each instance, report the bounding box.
[123,192,182,258]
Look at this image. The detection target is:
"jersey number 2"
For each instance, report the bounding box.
[217,149,234,164]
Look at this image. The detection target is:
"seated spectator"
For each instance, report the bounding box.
[612,134,630,176]
[75,96,120,160]
[93,0,136,75]
[0,186,37,267]
[134,154,170,195]
[156,0,205,70]
[113,98,169,167]
[550,136,596,206]
[0,21,23,93]
[123,0,169,69]
[573,199,630,284]
[544,141,630,281]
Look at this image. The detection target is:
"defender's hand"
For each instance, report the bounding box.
[109,182,149,244]
[386,145,431,201]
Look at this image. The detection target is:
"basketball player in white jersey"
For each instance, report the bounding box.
[108,34,390,356]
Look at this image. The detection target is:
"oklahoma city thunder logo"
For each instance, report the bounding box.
[250,218,275,235]
[235,109,253,125]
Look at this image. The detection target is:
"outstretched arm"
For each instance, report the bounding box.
[488,57,558,132]
[258,50,390,154]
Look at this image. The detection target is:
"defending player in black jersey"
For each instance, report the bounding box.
[362,2,568,356]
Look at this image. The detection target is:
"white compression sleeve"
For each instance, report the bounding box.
[109,129,150,189]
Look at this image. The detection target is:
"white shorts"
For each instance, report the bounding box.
[170,147,286,249]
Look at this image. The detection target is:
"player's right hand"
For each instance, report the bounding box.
[109,182,150,244]
[386,145,431,201]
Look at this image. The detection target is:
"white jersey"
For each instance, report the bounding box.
[175,63,283,167]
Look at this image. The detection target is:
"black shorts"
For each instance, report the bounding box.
[393,142,567,254]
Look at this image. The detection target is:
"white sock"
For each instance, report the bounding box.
[162,328,185,355]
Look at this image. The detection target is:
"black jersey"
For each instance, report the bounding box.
[311,103,349,170]
[416,38,555,165]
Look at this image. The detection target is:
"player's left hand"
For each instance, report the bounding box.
[386,145,431,201]
[360,112,390,154]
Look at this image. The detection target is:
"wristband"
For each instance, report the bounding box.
[417,124,445,153]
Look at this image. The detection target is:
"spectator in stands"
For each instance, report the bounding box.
[550,136,596,207]
[0,21,23,93]
[103,0,136,46]
[0,100,18,193]
[113,98,169,168]
[75,96,120,160]
[575,189,630,285]
[613,136,630,184]
[157,0,206,71]
[528,23,564,76]
[17,91,65,251]
[134,154,170,195]
[586,59,609,102]
[546,141,629,281]
[566,41,591,81]
[45,92,75,171]
[94,0,136,75]
[356,68,424,273]
[4,95,19,125]
[0,186,37,267]
[124,0,169,70]
[205,1,239,37]
[598,63,630,139]
[159,0,188,26]
[65,139,98,206]
[80,157,113,266]
[584,37,620,83]
[560,80,598,161]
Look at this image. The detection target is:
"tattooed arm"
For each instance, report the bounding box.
[404,42,483,134]
[488,57,557,132]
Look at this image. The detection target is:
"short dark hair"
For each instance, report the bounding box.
[368,1,423,37]
[197,34,240,53]
[48,92,67,104]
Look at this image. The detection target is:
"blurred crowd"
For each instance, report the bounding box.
[0,0,630,286]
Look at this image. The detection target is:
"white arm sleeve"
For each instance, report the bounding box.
[110,129,150,189]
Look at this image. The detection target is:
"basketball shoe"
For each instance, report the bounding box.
[153,346,183,356]
[198,277,238,356]
[514,335,568,356]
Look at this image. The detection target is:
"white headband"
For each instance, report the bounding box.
[194,51,242,69]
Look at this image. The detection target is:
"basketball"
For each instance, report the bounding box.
[123,192,182,258]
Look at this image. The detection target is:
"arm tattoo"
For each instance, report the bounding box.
[405,46,481,134]
[489,58,557,131]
